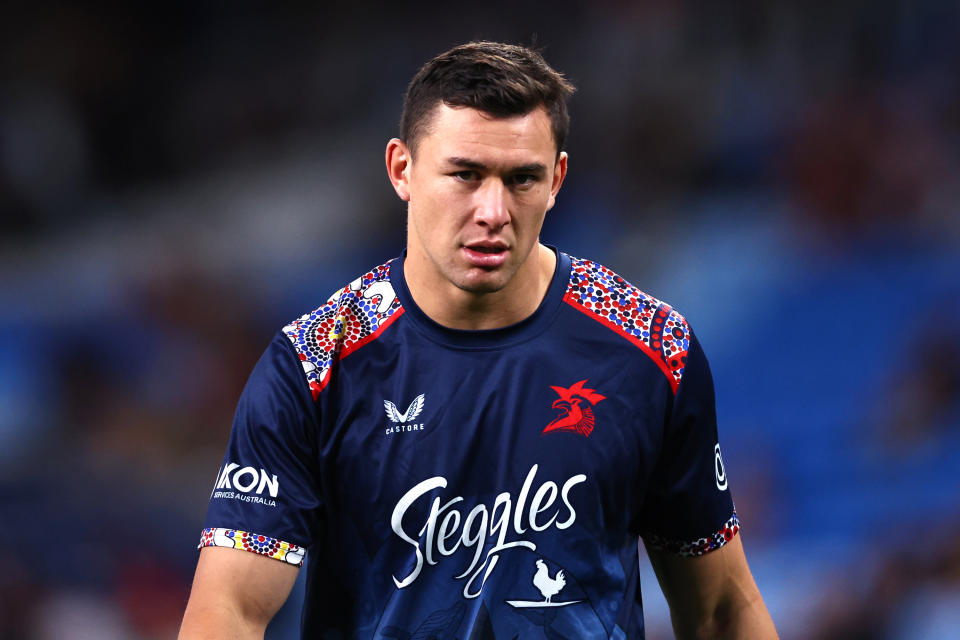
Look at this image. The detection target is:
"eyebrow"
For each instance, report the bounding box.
[445,157,548,176]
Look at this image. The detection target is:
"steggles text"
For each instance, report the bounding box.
[390,464,586,598]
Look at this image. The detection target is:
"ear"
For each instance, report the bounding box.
[386,138,412,202]
[545,151,568,212]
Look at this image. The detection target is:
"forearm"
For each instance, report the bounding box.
[648,536,777,640]
[671,585,777,640]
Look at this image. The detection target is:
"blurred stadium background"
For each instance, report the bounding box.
[2,1,959,638]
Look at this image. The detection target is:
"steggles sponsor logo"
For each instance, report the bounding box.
[390,464,587,599]
[210,462,279,507]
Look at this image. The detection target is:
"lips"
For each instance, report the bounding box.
[466,242,508,253]
[462,242,509,268]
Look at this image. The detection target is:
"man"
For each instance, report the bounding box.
[179,41,777,639]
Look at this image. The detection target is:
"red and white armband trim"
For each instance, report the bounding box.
[199,527,306,566]
[643,513,740,558]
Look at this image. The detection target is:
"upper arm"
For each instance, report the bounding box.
[638,327,737,552]
[645,535,777,640]
[637,325,776,637]
[179,546,299,639]
[182,332,321,637]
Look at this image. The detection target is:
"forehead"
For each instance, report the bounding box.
[416,104,556,165]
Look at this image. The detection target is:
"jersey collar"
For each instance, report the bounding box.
[389,247,571,349]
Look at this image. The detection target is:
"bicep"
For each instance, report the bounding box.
[645,535,776,639]
[179,547,299,639]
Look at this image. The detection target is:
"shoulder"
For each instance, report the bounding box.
[561,255,692,393]
[281,260,404,399]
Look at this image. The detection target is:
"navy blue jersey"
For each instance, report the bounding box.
[200,250,738,639]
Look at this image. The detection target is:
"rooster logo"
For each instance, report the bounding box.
[542,379,606,437]
[532,559,566,603]
[505,558,584,609]
[384,394,425,424]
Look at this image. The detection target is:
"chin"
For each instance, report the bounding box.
[453,278,508,295]
[451,269,512,294]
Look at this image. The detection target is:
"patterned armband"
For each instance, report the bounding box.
[199,527,306,566]
[643,513,740,558]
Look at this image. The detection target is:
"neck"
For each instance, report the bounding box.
[404,243,557,330]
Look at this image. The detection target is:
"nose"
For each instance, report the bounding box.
[473,179,510,230]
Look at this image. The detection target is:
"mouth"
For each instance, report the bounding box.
[462,242,509,268]
[465,242,508,253]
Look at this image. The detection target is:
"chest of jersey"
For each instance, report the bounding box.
[311,311,671,611]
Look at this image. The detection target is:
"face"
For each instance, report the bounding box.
[387,104,567,298]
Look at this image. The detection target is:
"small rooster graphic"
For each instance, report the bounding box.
[542,379,606,437]
[532,559,566,603]
[506,559,584,609]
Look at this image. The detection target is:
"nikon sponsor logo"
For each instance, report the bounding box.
[211,462,279,507]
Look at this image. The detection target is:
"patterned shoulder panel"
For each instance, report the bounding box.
[563,257,690,393]
[282,262,404,400]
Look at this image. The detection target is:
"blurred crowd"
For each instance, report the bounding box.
[1,2,958,638]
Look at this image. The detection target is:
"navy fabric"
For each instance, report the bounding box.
[203,250,736,639]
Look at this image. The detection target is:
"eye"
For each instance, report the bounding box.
[452,170,479,182]
[508,174,538,188]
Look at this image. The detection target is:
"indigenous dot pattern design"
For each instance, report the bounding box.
[282,262,403,400]
[562,257,691,392]
[199,527,306,566]
[643,513,740,558]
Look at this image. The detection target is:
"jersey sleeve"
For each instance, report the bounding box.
[198,331,322,567]
[639,327,739,557]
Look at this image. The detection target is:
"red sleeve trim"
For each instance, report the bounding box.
[642,513,740,557]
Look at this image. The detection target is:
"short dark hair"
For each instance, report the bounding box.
[400,41,575,157]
